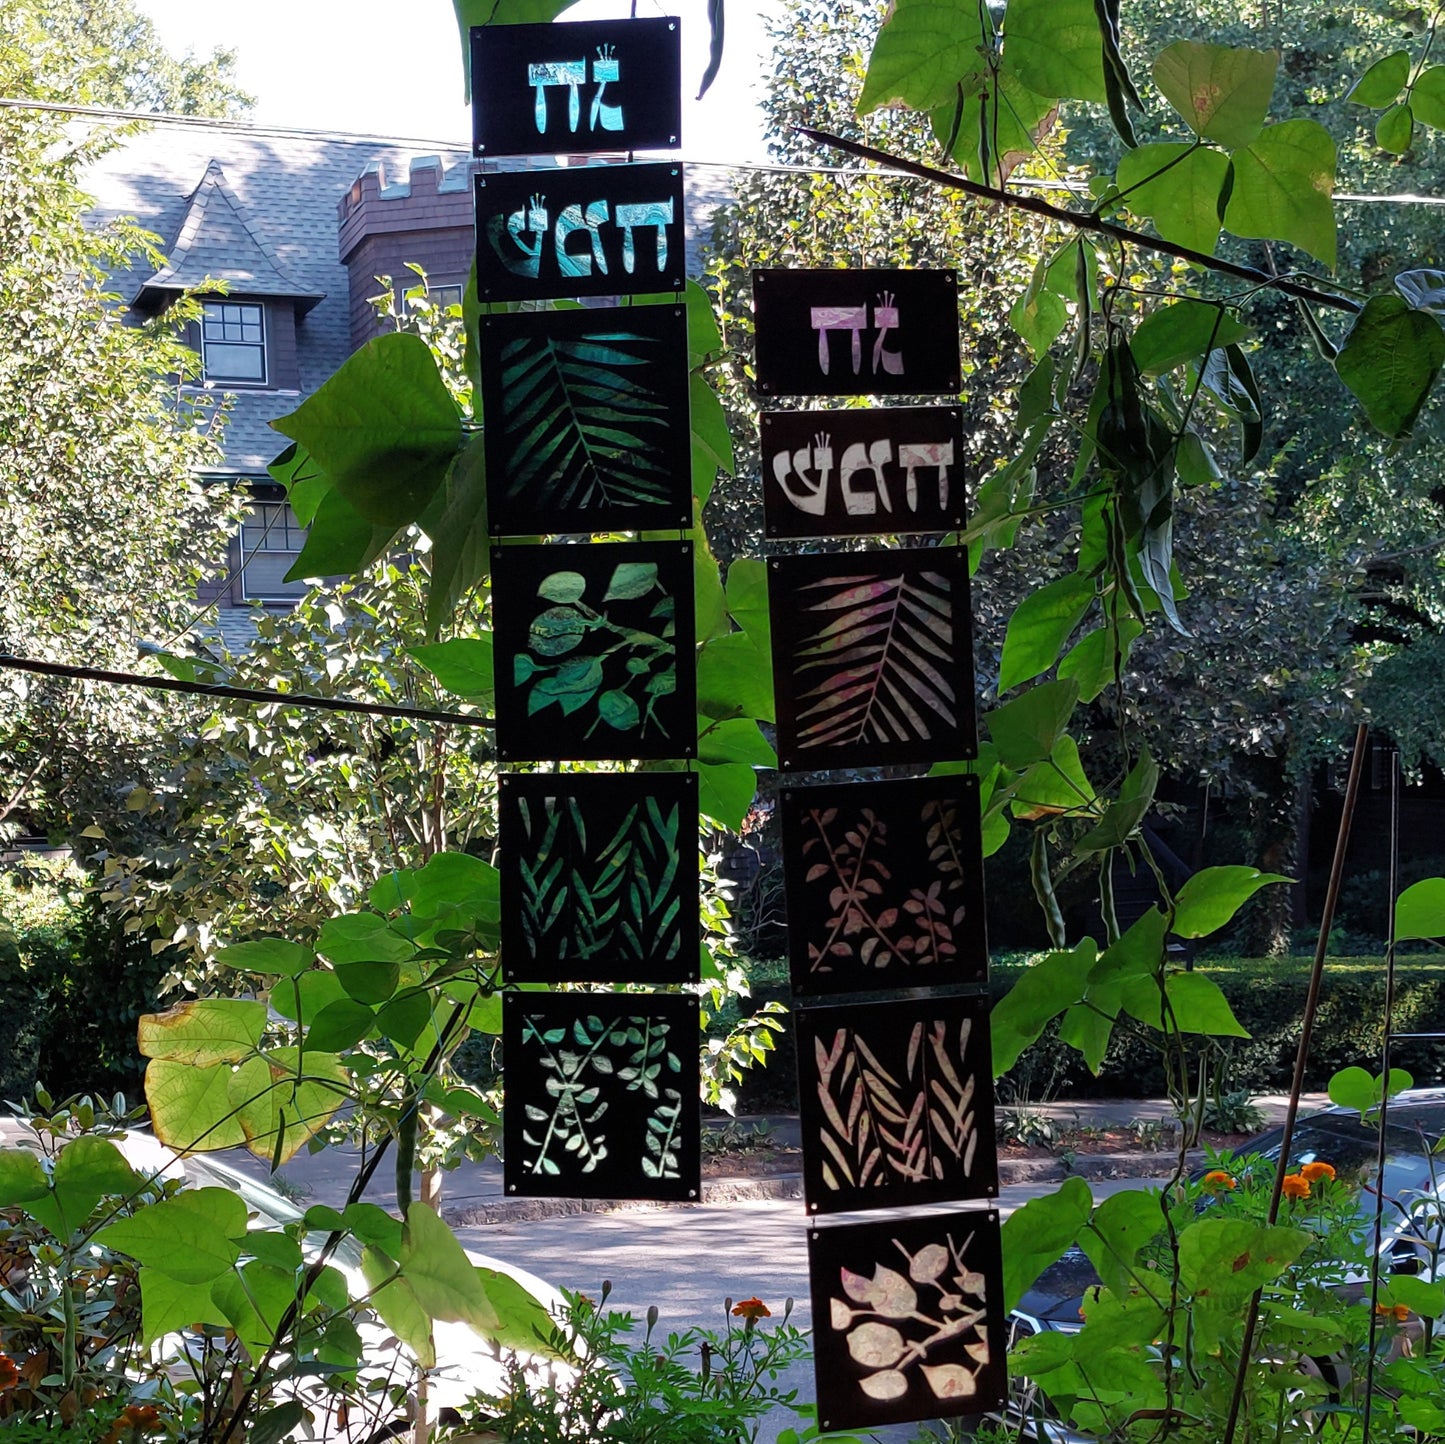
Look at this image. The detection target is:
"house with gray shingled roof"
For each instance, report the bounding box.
[83,115,731,651]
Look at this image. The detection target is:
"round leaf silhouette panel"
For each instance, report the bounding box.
[808,1209,1005,1432]
[492,541,697,761]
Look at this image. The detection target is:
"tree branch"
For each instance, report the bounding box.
[796,127,1362,316]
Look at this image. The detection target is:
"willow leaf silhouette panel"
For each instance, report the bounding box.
[808,1210,1005,1432]
[796,993,997,1214]
[752,270,960,397]
[500,772,698,984]
[762,407,965,538]
[492,542,696,762]
[504,993,700,1201]
[782,776,986,998]
[476,163,686,303]
[471,17,681,157]
[768,549,975,770]
[480,303,691,535]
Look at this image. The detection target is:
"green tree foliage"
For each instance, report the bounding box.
[0,14,239,847]
[9,0,254,116]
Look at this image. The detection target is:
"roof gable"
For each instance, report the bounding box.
[134,159,324,314]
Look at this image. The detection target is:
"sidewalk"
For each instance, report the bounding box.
[214,1093,1333,1224]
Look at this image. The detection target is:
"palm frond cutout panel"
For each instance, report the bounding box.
[782,776,986,998]
[492,541,696,762]
[809,1209,1005,1432]
[768,549,975,770]
[500,772,699,984]
[503,991,700,1201]
[796,993,997,1214]
[480,302,691,535]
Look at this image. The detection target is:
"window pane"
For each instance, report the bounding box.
[241,503,308,600]
[205,343,264,380]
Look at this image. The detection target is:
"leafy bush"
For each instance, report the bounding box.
[730,955,1445,1112]
[1000,955,1445,1099]
[0,867,168,1101]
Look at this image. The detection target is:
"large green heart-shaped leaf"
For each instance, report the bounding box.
[422,432,489,640]
[1172,866,1291,938]
[1397,876,1445,941]
[1002,0,1105,104]
[97,1187,248,1283]
[860,0,993,113]
[138,999,267,1066]
[1347,50,1409,109]
[409,636,494,700]
[1115,143,1231,256]
[273,333,463,529]
[1335,293,1445,438]
[1001,1175,1092,1312]
[988,679,1080,768]
[1224,119,1337,269]
[1152,41,1277,149]
[998,573,1094,692]
[1131,300,1251,375]
[283,486,397,585]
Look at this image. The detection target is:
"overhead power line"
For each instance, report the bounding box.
[4,94,1445,204]
[0,653,495,730]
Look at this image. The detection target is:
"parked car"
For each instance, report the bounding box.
[0,1123,571,1442]
[1005,1091,1445,1442]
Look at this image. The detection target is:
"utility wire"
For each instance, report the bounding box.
[6,95,1445,205]
[0,653,495,730]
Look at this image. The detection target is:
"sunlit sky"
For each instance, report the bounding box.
[133,0,774,164]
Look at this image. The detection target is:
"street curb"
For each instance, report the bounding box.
[444,1150,1203,1226]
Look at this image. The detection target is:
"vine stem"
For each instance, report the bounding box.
[1219,722,1371,1444]
[796,127,1362,316]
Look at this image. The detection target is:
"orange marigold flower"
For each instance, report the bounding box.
[0,1352,18,1391]
[1376,1302,1412,1322]
[732,1297,771,1320]
[1202,1170,1237,1192]
[1300,1161,1336,1183]
[1281,1174,1311,1200]
[121,1405,163,1432]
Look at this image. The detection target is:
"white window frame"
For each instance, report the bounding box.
[201,301,268,386]
[239,498,308,603]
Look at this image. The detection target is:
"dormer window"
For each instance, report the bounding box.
[202,301,267,385]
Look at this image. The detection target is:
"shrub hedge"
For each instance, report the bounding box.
[729,955,1445,1113]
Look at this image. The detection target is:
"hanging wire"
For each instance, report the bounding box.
[0,653,495,730]
[1362,745,1402,1443]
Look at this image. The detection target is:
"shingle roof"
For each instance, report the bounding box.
[83,119,474,474]
[82,117,740,476]
[133,159,324,314]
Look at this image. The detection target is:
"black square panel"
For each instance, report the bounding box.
[762,407,966,539]
[782,776,986,998]
[753,269,960,398]
[500,771,699,984]
[503,991,700,1200]
[768,548,976,771]
[480,302,692,535]
[492,542,696,762]
[795,992,997,1214]
[472,17,681,157]
[476,163,687,303]
[809,1209,1006,1433]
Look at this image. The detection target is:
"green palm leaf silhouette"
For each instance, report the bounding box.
[792,568,957,751]
[499,330,672,512]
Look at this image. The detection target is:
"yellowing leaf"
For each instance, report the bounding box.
[1152,41,1278,149]
[138,998,266,1065]
[1224,119,1337,270]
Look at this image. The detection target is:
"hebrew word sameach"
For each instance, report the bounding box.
[471,17,682,158]
[762,406,966,538]
[476,164,686,302]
